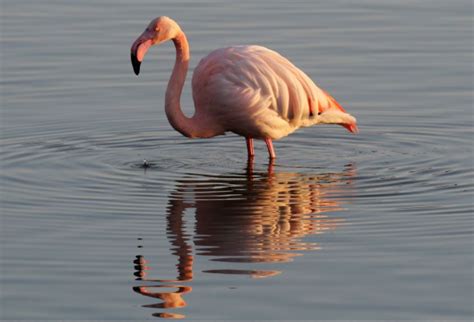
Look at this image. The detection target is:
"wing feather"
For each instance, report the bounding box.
[191,45,344,139]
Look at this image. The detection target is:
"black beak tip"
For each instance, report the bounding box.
[131,52,141,76]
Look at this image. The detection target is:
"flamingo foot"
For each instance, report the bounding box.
[265,138,276,159]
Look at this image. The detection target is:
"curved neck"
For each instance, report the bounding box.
[165,32,223,138]
[164,32,196,137]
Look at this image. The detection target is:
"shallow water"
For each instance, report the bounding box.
[1,0,473,320]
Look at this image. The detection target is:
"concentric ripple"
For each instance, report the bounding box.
[2,113,472,319]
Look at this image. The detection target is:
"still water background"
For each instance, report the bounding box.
[1,0,472,320]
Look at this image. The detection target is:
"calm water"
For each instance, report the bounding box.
[1,0,473,320]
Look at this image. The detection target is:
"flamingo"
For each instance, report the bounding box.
[131,16,358,159]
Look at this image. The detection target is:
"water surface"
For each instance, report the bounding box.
[1,0,472,320]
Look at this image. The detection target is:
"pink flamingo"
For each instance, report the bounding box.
[131,16,358,159]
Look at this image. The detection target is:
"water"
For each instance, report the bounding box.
[1,0,472,320]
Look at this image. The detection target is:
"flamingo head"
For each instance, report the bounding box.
[319,109,359,134]
[131,16,182,75]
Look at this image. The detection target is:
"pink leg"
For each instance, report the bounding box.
[246,137,255,159]
[267,158,275,175]
[264,138,276,159]
[246,158,254,179]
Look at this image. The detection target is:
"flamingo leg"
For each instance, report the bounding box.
[264,138,276,159]
[246,157,254,179]
[246,137,255,159]
[267,158,275,175]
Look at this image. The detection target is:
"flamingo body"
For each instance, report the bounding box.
[192,45,352,140]
[131,16,358,159]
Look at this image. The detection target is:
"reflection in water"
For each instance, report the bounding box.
[133,255,191,319]
[133,162,355,318]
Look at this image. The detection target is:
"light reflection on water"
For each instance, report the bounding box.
[133,162,355,318]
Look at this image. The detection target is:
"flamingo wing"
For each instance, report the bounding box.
[191,45,343,139]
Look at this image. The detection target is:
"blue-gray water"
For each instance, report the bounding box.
[1,0,472,320]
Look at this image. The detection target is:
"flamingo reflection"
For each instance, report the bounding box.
[133,162,355,318]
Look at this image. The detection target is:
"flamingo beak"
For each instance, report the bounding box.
[131,35,153,76]
[131,52,141,75]
[343,123,359,134]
